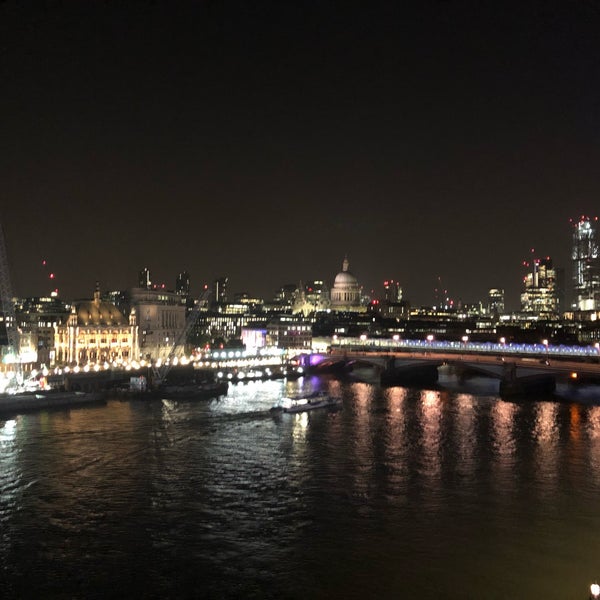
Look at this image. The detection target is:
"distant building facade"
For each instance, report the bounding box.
[129,287,186,361]
[266,315,312,350]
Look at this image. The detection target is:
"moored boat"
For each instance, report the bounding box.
[0,390,106,415]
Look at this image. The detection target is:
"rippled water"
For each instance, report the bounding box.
[2,376,600,599]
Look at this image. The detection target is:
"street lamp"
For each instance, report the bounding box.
[590,582,600,599]
[542,339,549,364]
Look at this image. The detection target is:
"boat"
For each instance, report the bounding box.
[0,390,106,415]
[272,391,342,414]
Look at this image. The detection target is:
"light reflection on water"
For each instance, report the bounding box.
[2,378,600,598]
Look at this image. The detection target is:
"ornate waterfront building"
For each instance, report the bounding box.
[53,286,139,366]
[330,257,366,313]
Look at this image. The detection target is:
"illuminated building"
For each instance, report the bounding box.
[241,327,267,352]
[138,267,151,290]
[383,280,402,302]
[571,216,600,310]
[488,288,505,317]
[520,257,558,316]
[53,285,139,366]
[15,296,70,367]
[330,256,366,313]
[176,271,190,296]
[304,280,328,307]
[191,302,267,348]
[293,280,330,315]
[129,287,186,361]
[214,277,228,304]
[267,315,312,350]
[273,284,298,307]
[377,279,408,318]
[233,292,264,309]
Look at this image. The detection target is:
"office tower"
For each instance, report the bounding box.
[214,277,228,304]
[304,280,328,306]
[383,280,402,303]
[488,288,505,316]
[175,271,190,296]
[274,284,298,306]
[520,257,558,316]
[571,216,600,310]
[139,267,151,290]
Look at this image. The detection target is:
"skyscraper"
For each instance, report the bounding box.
[214,277,228,304]
[138,267,151,290]
[571,216,600,311]
[520,257,558,316]
[175,271,190,296]
[488,288,505,317]
[383,280,402,303]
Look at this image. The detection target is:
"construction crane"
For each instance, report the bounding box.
[0,223,21,382]
[151,286,212,388]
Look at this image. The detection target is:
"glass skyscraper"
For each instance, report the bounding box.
[571,216,600,311]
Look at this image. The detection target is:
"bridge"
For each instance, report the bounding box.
[300,337,600,397]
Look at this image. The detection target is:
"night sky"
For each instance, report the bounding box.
[2,1,600,309]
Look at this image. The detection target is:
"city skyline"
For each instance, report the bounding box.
[2,2,600,307]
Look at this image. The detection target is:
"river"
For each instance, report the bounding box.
[1,374,600,599]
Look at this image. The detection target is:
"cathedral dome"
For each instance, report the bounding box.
[333,256,358,287]
[334,270,358,286]
[330,256,365,312]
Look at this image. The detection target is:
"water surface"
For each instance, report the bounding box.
[1,376,600,599]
